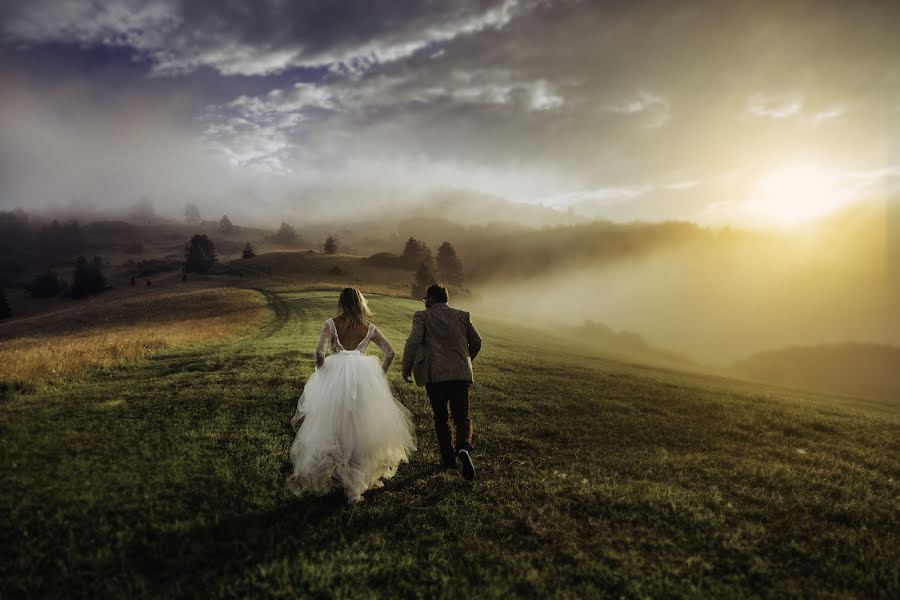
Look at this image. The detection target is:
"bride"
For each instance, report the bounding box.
[287,287,417,505]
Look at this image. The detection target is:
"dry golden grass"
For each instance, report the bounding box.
[0,288,268,383]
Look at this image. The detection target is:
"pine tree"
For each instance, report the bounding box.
[402,237,420,262]
[420,245,435,272]
[183,234,218,273]
[129,196,156,223]
[184,203,201,225]
[401,236,434,269]
[410,262,436,299]
[436,241,464,286]
[71,256,108,298]
[219,214,235,234]
[242,242,256,259]
[270,222,298,245]
[0,288,11,320]
[323,234,338,254]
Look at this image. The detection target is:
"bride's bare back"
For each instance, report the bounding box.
[314,288,396,373]
[333,315,370,350]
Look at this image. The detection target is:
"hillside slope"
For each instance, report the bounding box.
[231,251,415,296]
[734,342,900,405]
[1,292,897,597]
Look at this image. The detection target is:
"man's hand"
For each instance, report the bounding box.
[315,354,325,369]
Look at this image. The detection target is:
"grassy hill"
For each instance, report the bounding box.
[0,287,268,385]
[232,251,414,296]
[1,292,898,597]
[734,342,900,405]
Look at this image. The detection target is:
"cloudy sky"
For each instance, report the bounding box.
[1,0,899,226]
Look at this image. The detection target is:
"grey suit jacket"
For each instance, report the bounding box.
[402,303,482,387]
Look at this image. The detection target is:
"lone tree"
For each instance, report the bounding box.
[270,221,298,245]
[184,233,218,273]
[323,234,338,254]
[0,288,11,320]
[402,237,434,269]
[71,256,108,298]
[242,242,256,259]
[28,270,64,298]
[410,262,436,299]
[129,196,156,223]
[184,203,201,225]
[219,214,236,234]
[436,241,464,286]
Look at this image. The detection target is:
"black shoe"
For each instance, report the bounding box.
[458,450,475,481]
[442,459,457,470]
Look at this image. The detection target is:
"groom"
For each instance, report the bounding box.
[402,284,482,480]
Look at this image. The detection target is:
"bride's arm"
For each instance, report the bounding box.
[370,326,395,373]
[315,320,331,369]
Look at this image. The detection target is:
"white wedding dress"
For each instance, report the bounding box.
[287,318,417,501]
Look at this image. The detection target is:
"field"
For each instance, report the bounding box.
[0,288,268,385]
[233,251,420,296]
[1,291,898,597]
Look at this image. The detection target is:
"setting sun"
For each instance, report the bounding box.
[747,162,847,226]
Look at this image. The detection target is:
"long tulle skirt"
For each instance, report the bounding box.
[287,351,417,499]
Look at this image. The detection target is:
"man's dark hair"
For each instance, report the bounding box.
[425,283,449,303]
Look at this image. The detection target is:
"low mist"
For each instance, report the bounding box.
[472,201,897,364]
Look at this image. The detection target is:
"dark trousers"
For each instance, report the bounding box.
[425,380,473,464]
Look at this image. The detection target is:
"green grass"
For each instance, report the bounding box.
[232,251,415,296]
[1,291,898,598]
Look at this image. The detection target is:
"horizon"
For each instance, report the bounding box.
[1,0,899,370]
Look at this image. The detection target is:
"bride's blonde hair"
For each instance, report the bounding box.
[337,287,372,327]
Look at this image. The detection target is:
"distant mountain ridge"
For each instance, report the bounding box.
[734,342,900,404]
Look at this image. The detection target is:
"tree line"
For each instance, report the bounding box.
[18,256,110,304]
[403,237,464,298]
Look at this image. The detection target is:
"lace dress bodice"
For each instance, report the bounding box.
[315,318,396,371]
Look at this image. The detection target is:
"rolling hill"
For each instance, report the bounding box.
[734,342,900,405]
[1,291,897,597]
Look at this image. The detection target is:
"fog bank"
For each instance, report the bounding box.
[473,202,898,364]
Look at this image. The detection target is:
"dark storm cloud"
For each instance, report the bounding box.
[0,0,529,75]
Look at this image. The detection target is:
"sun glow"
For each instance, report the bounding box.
[747,162,849,226]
